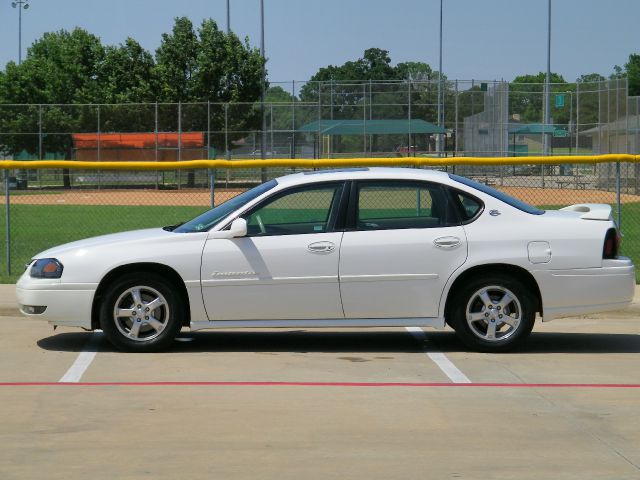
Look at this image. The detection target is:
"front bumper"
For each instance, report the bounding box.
[16,275,98,329]
[533,257,636,321]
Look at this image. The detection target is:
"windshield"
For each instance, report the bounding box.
[174,179,278,233]
[449,174,544,215]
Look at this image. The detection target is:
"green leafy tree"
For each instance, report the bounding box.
[510,72,569,125]
[0,28,105,187]
[612,54,640,96]
[395,61,435,82]
[100,38,157,104]
[299,51,447,152]
[265,86,296,130]
[299,48,396,116]
[154,17,265,147]
[574,73,606,130]
[154,17,265,182]
[155,17,199,102]
[99,38,159,133]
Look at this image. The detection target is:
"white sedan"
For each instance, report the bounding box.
[17,168,635,352]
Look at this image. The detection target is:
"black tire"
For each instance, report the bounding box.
[99,272,184,352]
[448,274,535,352]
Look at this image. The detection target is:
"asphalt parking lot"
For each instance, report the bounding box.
[1,284,639,479]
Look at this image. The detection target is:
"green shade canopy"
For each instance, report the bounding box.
[509,124,568,137]
[298,119,446,135]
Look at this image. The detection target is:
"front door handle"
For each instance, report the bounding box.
[433,236,461,249]
[307,241,336,254]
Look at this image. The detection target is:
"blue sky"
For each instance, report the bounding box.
[0,0,638,84]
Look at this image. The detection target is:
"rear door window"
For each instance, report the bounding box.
[354,181,456,230]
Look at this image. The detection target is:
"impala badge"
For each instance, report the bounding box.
[211,271,256,277]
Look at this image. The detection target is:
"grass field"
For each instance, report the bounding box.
[1,202,638,284]
[0,204,206,283]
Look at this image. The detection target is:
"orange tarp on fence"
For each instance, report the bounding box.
[72,132,207,162]
[73,132,205,149]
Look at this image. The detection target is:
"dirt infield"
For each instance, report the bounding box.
[8,187,640,207]
[9,189,244,207]
[503,187,640,205]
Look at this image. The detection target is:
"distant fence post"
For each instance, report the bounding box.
[38,104,42,187]
[616,161,622,229]
[97,104,102,190]
[209,100,214,208]
[292,80,296,159]
[4,170,10,275]
[154,102,159,189]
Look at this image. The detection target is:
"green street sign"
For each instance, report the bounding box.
[553,129,569,138]
[555,94,565,108]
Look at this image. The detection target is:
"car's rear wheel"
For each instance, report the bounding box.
[99,273,183,352]
[449,274,535,352]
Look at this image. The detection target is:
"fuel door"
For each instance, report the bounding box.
[528,241,551,264]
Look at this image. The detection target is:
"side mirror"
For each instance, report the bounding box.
[208,218,247,239]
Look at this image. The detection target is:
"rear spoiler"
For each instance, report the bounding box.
[559,203,612,221]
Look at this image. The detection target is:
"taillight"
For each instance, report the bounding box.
[603,228,620,259]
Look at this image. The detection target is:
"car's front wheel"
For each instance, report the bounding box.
[99,273,184,352]
[448,274,536,352]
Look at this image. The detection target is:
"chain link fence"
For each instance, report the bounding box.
[0,78,631,162]
[1,160,638,283]
[1,78,639,282]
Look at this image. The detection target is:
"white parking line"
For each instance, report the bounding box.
[59,332,102,383]
[405,327,471,384]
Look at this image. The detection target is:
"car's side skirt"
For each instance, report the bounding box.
[190,317,446,331]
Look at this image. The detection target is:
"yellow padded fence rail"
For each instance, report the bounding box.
[0,154,639,171]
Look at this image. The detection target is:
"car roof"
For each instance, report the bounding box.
[275,167,451,187]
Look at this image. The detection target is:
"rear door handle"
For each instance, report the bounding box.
[433,236,461,249]
[307,241,336,254]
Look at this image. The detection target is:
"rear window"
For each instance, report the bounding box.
[449,174,544,215]
[355,181,456,230]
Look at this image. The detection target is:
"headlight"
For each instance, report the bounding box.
[30,258,64,278]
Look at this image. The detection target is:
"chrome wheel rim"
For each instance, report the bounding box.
[113,286,170,342]
[465,285,522,342]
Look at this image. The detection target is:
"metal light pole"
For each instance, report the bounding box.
[543,0,551,156]
[7,1,29,275]
[437,0,444,156]
[12,0,30,65]
[225,0,231,169]
[260,0,267,181]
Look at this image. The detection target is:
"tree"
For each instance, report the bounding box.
[154,17,265,183]
[612,54,640,96]
[395,61,435,82]
[298,51,448,152]
[265,86,296,130]
[509,72,569,125]
[154,17,265,144]
[299,48,397,113]
[0,18,266,187]
[155,17,199,102]
[0,28,105,187]
[99,38,159,133]
[574,73,606,130]
[100,38,157,104]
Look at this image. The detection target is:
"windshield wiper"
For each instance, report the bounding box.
[162,221,185,232]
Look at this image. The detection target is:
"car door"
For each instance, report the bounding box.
[201,181,346,321]
[339,180,468,319]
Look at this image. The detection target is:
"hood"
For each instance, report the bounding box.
[34,228,175,259]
